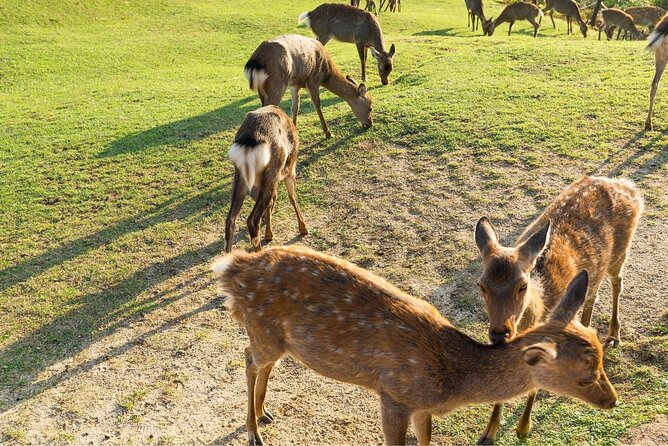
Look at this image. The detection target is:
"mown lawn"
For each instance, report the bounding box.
[1,0,667,444]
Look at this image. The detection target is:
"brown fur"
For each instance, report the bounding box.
[543,0,588,37]
[646,13,668,130]
[465,0,488,34]
[474,176,642,443]
[214,248,617,445]
[303,4,395,85]
[484,2,543,38]
[598,9,641,40]
[244,34,372,138]
[625,6,666,30]
[224,106,308,253]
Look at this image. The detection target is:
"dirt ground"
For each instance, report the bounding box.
[1,142,666,445]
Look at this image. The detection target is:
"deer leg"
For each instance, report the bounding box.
[616,28,622,40]
[254,362,276,425]
[356,42,367,82]
[467,9,471,28]
[580,282,601,327]
[476,404,502,445]
[411,412,432,446]
[550,11,556,29]
[516,391,537,438]
[646,50,667,130]
[380,394,409,445]
[291,87,300,125]
[604,275,623,348]
[532,19,540,37]
[245,347,263,446]
[284,171,308,235]
[225,171,249,253]
[263,191,277,242]
[508,21,514,36]
[306,83,332,138]
[247,177,278,252]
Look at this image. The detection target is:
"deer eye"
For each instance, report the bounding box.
[578,379,594,387]
[518,284,527,293]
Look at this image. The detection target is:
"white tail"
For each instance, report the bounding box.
[297,11,310,26]
[244,68,268,92]
[228,142,270,191]
[648,27,668,51]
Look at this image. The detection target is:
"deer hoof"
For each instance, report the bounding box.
[299,224,309,236]
[645,121,653,131]
[249,437,264,446]
[516,420,532,438]
[258,410,274,425]
[603,337,620,349]
[264,232,274,242]
[476,435,494,445]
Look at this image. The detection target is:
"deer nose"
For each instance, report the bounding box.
[489,329,510,344]
[608,399,617,409]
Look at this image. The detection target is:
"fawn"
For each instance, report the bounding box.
[598,9,641,40]
[224,106,308,253]
[473,176,642,444]
[625,6,666,31]
[543,0,588,37]
[484,2,544,38]
[646,13,668,130]
[244,34,372,139]
[299,3,396,85]
[466,0,488,34]
[214,247,617,445]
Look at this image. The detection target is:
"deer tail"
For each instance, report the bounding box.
[228,142,271,191]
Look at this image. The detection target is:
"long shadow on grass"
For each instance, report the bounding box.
[0,239,226,414]
[99,94,345,158]
[597,129,668,180]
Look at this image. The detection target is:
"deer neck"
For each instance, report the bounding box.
[367,25,386,53]
[322,70,359,104]
[522,275,546,328]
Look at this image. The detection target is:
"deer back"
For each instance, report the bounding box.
[625,6,666,28]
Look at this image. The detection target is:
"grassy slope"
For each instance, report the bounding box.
[1,0,667,444]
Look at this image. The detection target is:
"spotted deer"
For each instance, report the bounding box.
[625,6,666,31]
[543,0,588,37]
[214,247,617,446]
[244,34,373,138]
[484,2,544,38]
[466,0,489,34]
[299,4,396,85]
[646,13,668,130]
[473,176,642,444]
[598,9,641,40]
[224,106,308,253]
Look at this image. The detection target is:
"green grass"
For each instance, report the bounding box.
[1,0,667,444]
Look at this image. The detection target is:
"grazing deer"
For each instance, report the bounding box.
[380,0,401,12]
[245,34,372,138]
[598,9,641,40]
[351,0,378,15]
[543,0,588,37]
[625,6,666,31]
[214,247,617,446]
[646,13,668,130]
[299,4,396,85]
[484,2,544,38]
[473,176,642,444]
[466,0,488,34]
[225,106,308,253]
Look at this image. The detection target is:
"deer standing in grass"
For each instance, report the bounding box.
[598,9,641,40]
[646,13,668,130]
[299,4,396,85]
[625,6,666,31]
[473,176,642,444]
[466,0,488,34]
[484,2,544,38]
[224,106,308,253]
[244,34,372,139]
[543,0,588,37]
[215,247,617,446]
[380,0,401,13]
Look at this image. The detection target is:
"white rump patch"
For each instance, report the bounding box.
[297,12,310,27]
[244,68,268,92]
[228,142,271,190]
[648,28,668,52]
[212,255,236,277]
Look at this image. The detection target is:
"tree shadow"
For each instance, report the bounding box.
[212,425,246,445]
[597,128,668,180]
[413,28,480,37]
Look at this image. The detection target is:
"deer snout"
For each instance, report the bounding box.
[489,329,511,344]
[381,79,388,86]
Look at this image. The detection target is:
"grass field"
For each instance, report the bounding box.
[1,0,667,444]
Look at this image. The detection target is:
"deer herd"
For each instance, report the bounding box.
[217,1,654,444]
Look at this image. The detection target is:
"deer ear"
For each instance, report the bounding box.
[522,341,557,366]
[346,75,357,86]
[550,270,589,323]
[517,221,551,267]
[370,47,380,59]
[388,44,396,57]
[475,216,499,256]
[357,83,367,96]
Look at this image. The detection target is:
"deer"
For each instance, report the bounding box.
[244,34,372,139]
[214,247,617,446]
[646,13,668,130]
[625,6,666,31]
[380,0,401,13]
[484,2,544,38]
[466,0,488,34]
[298,3,396,85]
[351,0,378,15]
[543,0,588,37]
[598,9,641,40]
[473,176,642,444]
[224,106,308,253]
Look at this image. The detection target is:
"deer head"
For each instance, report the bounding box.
[345,75,373,128]
[370,44,396,85]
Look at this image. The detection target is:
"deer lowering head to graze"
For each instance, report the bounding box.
[543,0,588,37]
[625,6,666,31]
[245,34,372,138]
[598,9,641,40]
[473,176,642,444]
[299,4,396,85]
[214,247,617,446]
[484,2,544,38]
[466,0,489,34]
[646,13,668,130]
[224,106,308,253]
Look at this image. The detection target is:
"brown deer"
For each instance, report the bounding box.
[351,0,378,15]
[380,0,401,13]
[625,6,666,31]
[299,4,396,85]
[224,106,308,253]
[214,248,617,446]
[646,13,668,130]
[543,0,588,37]
[466,0,489,34]
[598,9,641,40]
[484,2,544,38]
[473,176,642,444]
